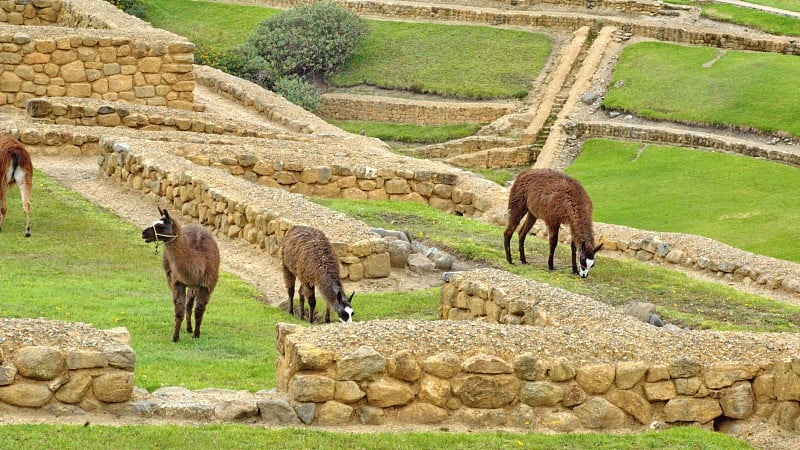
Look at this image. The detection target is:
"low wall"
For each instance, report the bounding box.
[319,93,517,126]
[0,318,135,410]
[0,0,196,109]
[567,120,800,168]
[25,97,283,138]
[274,268,800,431]
[98,135,393,281]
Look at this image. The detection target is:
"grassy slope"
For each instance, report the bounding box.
[665,0,800,36]
[604,42,800,136]
[328,119,482,144]
[566,139,800,263]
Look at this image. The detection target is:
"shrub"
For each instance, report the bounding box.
[105,0,145,18]
[216,43,278,88]
[273,75,321,112]
[247,2,367,78]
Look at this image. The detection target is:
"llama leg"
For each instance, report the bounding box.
[503,206,527,264]
[570,241,579,275]
[172,282,187,342]
[192,287,210,339]
[0,180,7,232]
[304,284,317,324]
[185,288,196,333]
[517,213,537,265]
[547,223,560,271]
[18,170,31,237]
[282,267,296,317]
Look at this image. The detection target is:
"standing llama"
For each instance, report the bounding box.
[141,208,220,342]
[282,225,354,323]
[0,134,32,237]
[504,169,603,278]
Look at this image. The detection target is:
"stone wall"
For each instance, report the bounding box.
[0,0,196,109]
[98,135,393,281]
[273,268,800,431]
[319,93,517,126]
[25,96,282,138]
[0,318,135,410]
[567,120,800,169]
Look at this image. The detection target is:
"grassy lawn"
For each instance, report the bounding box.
[330,21,551,99]
[328,119,481,144]
[0,424,753,449]
[566,139,800,263]
[718,0,800,13]
[0,173,437,392]
[664,0,800,35]
[604,42,800,136]
[313,198,800,332]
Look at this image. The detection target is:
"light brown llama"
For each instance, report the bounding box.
[504,169,603,277]
[282,225,354,323]
[0,134,32,237]
[141,208,220,342]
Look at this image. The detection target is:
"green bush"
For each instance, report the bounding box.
[247,2,367,78]
[106,0,145,18]
[273,75,321,111]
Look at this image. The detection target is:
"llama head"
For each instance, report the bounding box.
[578,242,604,278]
[334,291,355,323]
[141,208,176,243]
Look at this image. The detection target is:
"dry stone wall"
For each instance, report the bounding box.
[0,0,196,109]
[98,135,393,281]
[0,318,135,411]
[273,268,800,431]
[319,93,517,126]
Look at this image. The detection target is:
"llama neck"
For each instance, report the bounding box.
[164,220,183,247]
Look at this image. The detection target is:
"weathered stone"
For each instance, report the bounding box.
[664,398,723,423]
[644,380,677,401]
[338,346,385,381]
[67,349,108,370]
[387,350,421,382]
[752,374,774,402]
[93,370,134,403]
[293,343,334,371]
[452,374,519,408]
[704,362,760,389]
[670,357,702,378]
[0,363,17,386]
[773,361,800,401]
[561,382,587,407]
[539,411,582,432]
[675,377,705,396]
[451,407,506,428]
[388,240,411,268]
[0,382,53,407]
[575,364,615,394]
[771,401,800,431]
[462,354,512,374]
[608,389,651,424]
[574,397,628,429]
[316,400,353,425]
[215,397,258,421]
[646,365,670,382]
[615,361,648,390]
[547,359,576,382]
[357,405,385,425]
[102,343,136,371]
[334,381,365,404]
[363,252,390,278]
[720,381,756,419]
[13,346,65,380]
[520,381,563,407]
[289,374,335,403]
[397,402,449,424]
[55,372,92,404]
[366,378,414,408]
[422,351,461,379]
[257,397,301,425]
[419,375,451,408]
[295,402,316,424]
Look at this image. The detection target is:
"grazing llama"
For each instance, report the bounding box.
[504,169,603,278]
[0,134,32,237]
[142,208,220,342]
[282,225,355,323]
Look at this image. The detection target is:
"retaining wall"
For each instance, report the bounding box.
[319,93,517,126]
[98,135,393,281]
[273,268,800,431]
[0,0,196,109]
[0,318,135,410]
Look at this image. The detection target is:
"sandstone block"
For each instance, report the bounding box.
[316,400,353,425]
[520,381,563,407]
[608,389,651,424]
[0,382,53,407]
[616,361,648,390]
[55,373,92,404]
[574,397,628,429]
[13,345,65,380]
[720,381,756,419]
[462,354,511,374]
[289,374,335,403]
[575,364,615,394]
[419,375,451,407]
[397,402,449,424]
[93,370,134,403]
[334,381,365,404]
[388,350,421,382]
[664,397,722,424]
[422,352,461,379]
[367,378,414,408]
[337,346,386,381]
[452,374,519,408]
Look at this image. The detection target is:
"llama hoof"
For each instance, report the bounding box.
[25,232,30,237]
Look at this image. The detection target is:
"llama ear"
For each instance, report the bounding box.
[594,242,604,253]
[162,208,172,222]
[348,292,355,303]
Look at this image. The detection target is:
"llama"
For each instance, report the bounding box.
[503,169,603,278]
[282,225,354,323]
[0,134,32,237]
[141,208,220,342]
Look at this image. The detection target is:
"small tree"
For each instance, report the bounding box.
[247,2,367,79]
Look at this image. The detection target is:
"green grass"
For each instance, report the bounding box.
[664,1,800,35]
[330,21,552,99]
[313,198,800,332]
[604,41,800,136]
[566,139,800,263]
[328,119,481,144]
[0,424,754,449]
[140,0,278,51]
[0,173,434,392]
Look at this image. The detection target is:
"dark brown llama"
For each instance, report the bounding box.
[0,134,32,237]
[504,169,603,278]
[141,208,220,342]
[282,225,354,323]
